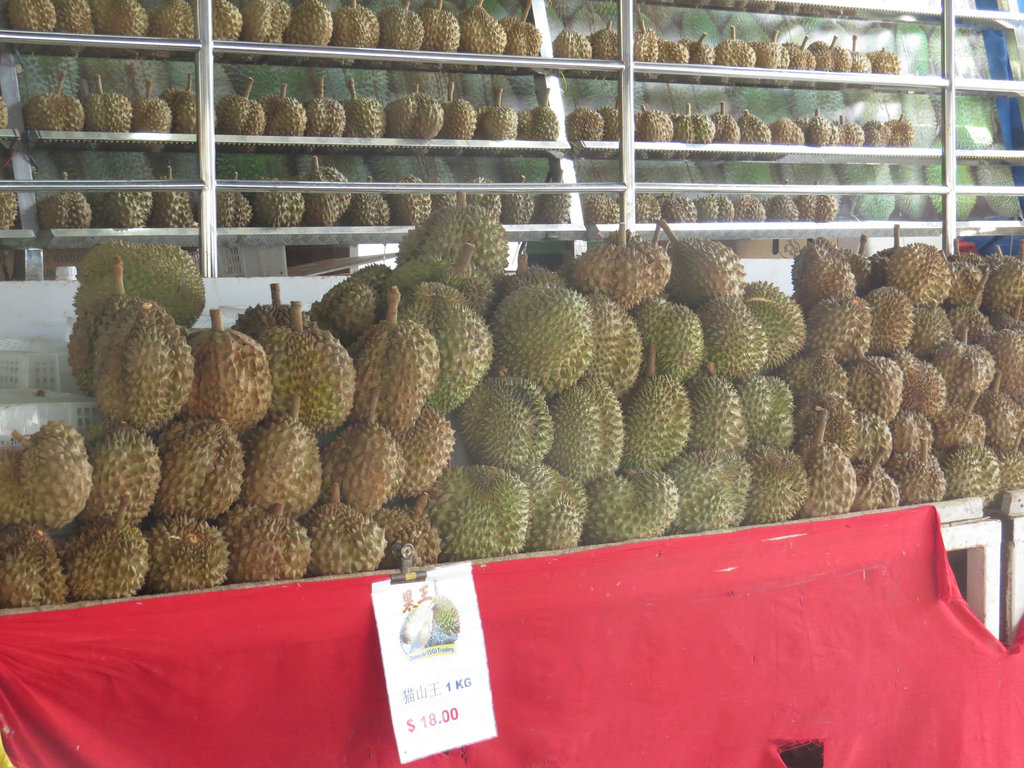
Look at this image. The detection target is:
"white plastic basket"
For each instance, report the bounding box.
[0,339,65,391]
[0,390,102,447]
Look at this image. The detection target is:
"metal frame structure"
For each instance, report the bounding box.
[0,0,1023,276]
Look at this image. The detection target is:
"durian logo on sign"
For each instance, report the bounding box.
[372,562,497,763]
[399,584,462,660]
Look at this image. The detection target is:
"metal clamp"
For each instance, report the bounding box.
[389,542,428,584]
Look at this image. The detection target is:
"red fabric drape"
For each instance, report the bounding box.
[0,506,1019,768]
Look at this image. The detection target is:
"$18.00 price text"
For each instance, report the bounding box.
[407,708,459,733]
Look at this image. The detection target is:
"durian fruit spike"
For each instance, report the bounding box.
[801,406,857,518]
[68,255,128,393]
[185,307,272,433]
[23,69,85,132]
[61,490,148,601]
[150,165,195,228]
[131,80,172,134]
[351,286,440,434]
[84,73,132,133]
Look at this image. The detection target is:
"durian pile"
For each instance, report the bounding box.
[5,184,1024,611]
[552,21,902,73]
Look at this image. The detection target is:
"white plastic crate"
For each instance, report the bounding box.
[0,389,102,447]
[0,339,65,391]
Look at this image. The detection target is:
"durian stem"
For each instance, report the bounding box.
[312,156,320,173]
[116,491,131,527]
[366,388,382,423]
[112,256,125,296]
[993,372,1002,395]
[289,300,304,332]
[645,343,656,378]
[166,165,173,180]
[495,88,503,108]
[414,493,429,515]
[960,326,969,344]
[385,285,401,323]
[730,25,736,40]
[814,108,820,117]
[243,77,254,100]
[800,36,809,51]
[447,81,455,101]
[56,70,66,95]
[280,84,288,98]
[455,243,476,274]
[437,0,444,8]
[696,32,707,45]
[210,308,224,331]
[617,221,627,246]
[829,34,838,49]
[813,406,829,447]
[520,0,532,22]
[893,223,901,248]
[839,115,845,125]
[290,395,301,420]
[316,76,325,98]
[95,74,103,94]
[685,103,692,116]
[770,30,779,43]
[517,250,529,274]
[658,219,678,244]
[719,102,725,115]
[456,190,467,206]
[404,0,412,10]
[270,282,281,307]
[706,362,717,377]
[858,233,868,257]
[331,482,341,504]
[918,437,929,462]
[995,244,1005,258]
[606,21,613,31]
[347,78,358,99]
[974,268,991,307]
[852,34,858,52]
[967,392,980,412]
[145,80,153,100]
[186,71,193,93]
[1015,297,1023,322]
[270,502,284,518]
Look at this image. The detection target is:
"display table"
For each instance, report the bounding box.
[0,506,1020,768]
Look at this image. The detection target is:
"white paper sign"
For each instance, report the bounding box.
[371,562,498,764]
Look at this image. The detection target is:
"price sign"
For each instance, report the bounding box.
[371,562,497,763]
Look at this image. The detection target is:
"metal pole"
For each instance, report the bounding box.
[1,49,43,280]
[196,0,218,277]
[942,0,957,252]
[619,1,635,227]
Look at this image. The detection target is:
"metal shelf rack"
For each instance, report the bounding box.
[0,0,1022,275]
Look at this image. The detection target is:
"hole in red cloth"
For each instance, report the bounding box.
[778,740,823,768]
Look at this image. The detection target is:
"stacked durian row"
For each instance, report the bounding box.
[553,21,902,73]
[4,0,194,38]
[4,0,543,54]
[582,191,837,225]
[216,75,558,142]
[568,103,916,149]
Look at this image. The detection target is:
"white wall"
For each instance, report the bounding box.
[0,276,348,342]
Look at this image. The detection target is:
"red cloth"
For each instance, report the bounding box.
[0,506,1018,767]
